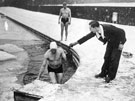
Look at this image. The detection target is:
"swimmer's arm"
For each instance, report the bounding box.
[37,58,48,80]
[61,49,67,61]
[69,9,71,24]
[58,9,62,23]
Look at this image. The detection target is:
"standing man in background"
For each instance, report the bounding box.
[58,2,71,41]
[69,20,126,83]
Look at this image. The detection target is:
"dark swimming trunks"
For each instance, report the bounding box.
[61,18,69,25]
[48,65,63,73]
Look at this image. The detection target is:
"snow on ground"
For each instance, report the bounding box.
[62,23,135,101]
[18,11,135,101]
[0,7,135,101]
[53,24,135,101]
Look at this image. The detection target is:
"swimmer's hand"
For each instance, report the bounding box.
[36,76,40,80]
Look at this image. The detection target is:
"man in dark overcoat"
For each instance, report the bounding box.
[69,20,126,83]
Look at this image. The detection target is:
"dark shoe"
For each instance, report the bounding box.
[95,73,105,78]
[105,76,111,83]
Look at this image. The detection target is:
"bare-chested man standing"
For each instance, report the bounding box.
[37,42,67,84]
[58,2,71,41]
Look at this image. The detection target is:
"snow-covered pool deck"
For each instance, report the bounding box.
[0,7,135,101]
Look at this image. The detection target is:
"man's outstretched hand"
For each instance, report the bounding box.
[69,43,74,47]
[69,42,78,47]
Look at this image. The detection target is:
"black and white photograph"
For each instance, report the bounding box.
[0,0,135,101]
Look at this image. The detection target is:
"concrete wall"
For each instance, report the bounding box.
[1,0,135,26]
[1,0,135,7]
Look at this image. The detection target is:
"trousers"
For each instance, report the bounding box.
[100,42,122,80]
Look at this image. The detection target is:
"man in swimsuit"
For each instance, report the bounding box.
[37,41,67,84]
[58,2,71,41]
